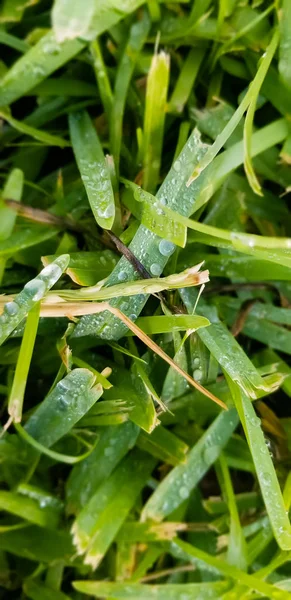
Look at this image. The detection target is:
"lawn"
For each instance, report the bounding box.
[1,0,291,598]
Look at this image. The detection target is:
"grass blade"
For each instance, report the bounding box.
[0,254,69,345]
[143,51,170,193]
[141,409,238,522]
[69,110,115,229]
[227,377,291,551]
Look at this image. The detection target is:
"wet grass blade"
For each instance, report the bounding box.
[0,254,69,345]
[73,580,231,598]
[279,0,291,90]
[227,377,291,551]
[72,450,156,569]
[24,368,102,447]
[69,110,115,229]
[141,409,238,522]
[187,29,281,186]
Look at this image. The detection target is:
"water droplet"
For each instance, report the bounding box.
[4,301,19,316]
[129,314,137,321]
[118,271,127,282]
[179,486,189,499]
[173,160,181,172]
[150,263,163,276]
[193,357,200,366]
[104,447,114,456]
[41,263,62,281]
[24,279,46,301]
[98,204,114,219]
[203,445,219,465]
[193,368,203,381]
[261,472,272,487]
[158,239,175,257]
[120,302,129,312]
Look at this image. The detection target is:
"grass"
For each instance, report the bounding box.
[1,0,291,598]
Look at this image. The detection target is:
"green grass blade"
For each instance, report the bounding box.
[90,39,113,121]
[0,107,70,147]
[141,408,238,522]
[0,33,85,106]
[168,47,205,114]
[15,422,97,464]
[73,580,231,599]
[110,12,150,175]
[243,29,280,194]
[24,368,102,448]
[24,579,71,600]
[71,450,156,569]
[216,452,248,570]
[69,110,115,229]
[0,254,69,346]
[8,302,40,423]
[52,0,96,42]
[227,377,291,551]
[0,167,23,283]
[53,0,145,42]
[174,539,291,599]
[279,0,291,90]
[143,51,170,193]
[66,421,139,513]
[0,490,60,528]
[187,30,281,186]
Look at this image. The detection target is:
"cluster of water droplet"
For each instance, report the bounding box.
[0,255,69,346]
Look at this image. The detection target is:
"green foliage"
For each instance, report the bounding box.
[1,1,291,599]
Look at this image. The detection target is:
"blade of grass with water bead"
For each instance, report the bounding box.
[217,303,291,356]
[71,450,156,569]
[24,369,102,448]
[173,539,291,600]
[143,50,170,193]
[8,302,40,424]
[122,178,187,247]
[0,254,69,346]
[243,29,280,194]
[66,421,139,514]
[187,29,283,188]
[53,0,145,43]
[52,0,96,43]
[42,250,118,287]
[141,408,239,522]
[69,110,115,230]
[192,117,289,212]
[110,12,150,176]
[0,33,85,106]
[216,453,248,571]
[24,579,71,600]
[0,107,70,147]
[69,129,210,339]
[181,288,280,398]
[227,377,291,551]
[73,580,231,599]
[0,490,60,529]
[0,167,23,283]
